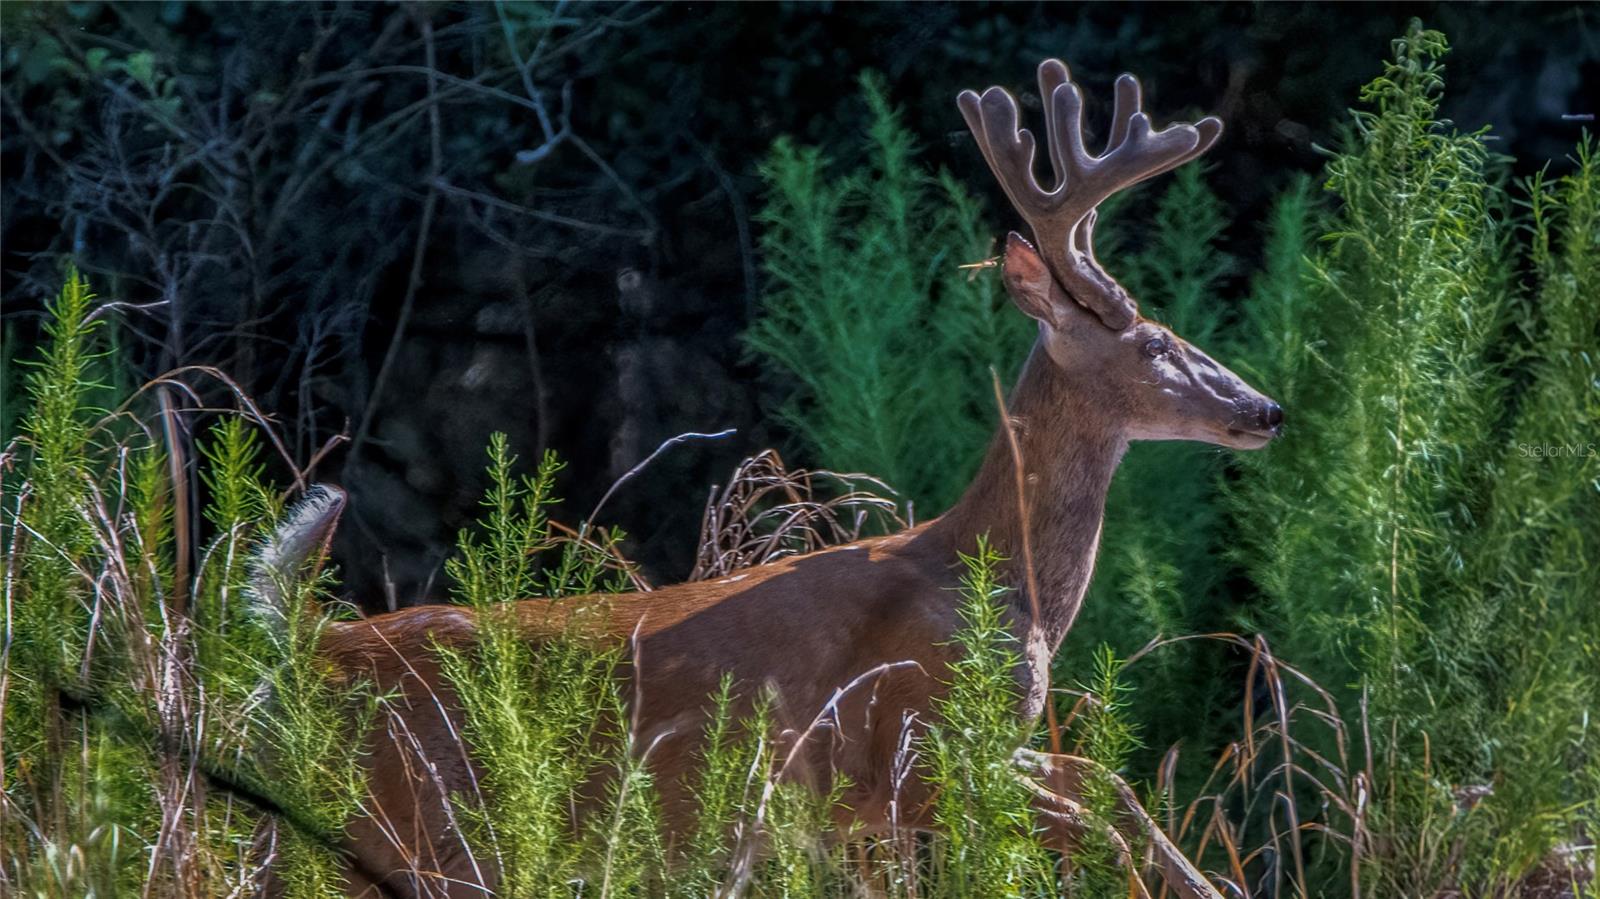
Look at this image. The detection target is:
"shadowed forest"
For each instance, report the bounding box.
[2,3,1597,897]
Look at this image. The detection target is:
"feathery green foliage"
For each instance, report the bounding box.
[749,72,1032,515]
[1230,22,1598,893]
[674,675,768,894]
[253,570,376,898]
[1065,645,1143,898]
[1,272,372,898]
[1463,141,1600,886]
[923,537,1056,897]
[12,269,104,692]
[435,436,661,896]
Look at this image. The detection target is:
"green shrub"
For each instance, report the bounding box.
[748,72,1033,515]
[1230,21,1599,893]
[923,537,1057,897]
[435,438,665,896]
[1,271,370,898]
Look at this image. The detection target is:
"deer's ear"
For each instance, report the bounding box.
[1001,232,1063,327]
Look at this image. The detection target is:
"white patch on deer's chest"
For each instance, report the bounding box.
[1014,633,1054,724]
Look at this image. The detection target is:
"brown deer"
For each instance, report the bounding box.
[256,60,1281,899]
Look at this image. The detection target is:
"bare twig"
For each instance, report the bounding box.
[350,12,445,463]
[587,428,737,527]
[690,449,904,581]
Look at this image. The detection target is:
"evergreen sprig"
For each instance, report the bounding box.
[748,72,1031,514]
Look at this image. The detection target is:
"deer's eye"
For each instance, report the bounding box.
[1143,337,1170,358]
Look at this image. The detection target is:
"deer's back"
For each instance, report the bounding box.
[314,526,969,895]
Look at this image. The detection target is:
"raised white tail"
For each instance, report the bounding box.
[247,484,347,643]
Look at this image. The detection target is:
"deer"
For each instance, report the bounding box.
[251,60,1282,899]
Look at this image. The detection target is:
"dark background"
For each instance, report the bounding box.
[3,1,1595,608]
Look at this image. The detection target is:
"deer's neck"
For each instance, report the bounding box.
[927,340,1127,653]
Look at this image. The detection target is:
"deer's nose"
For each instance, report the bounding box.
[1261,402,1284,431]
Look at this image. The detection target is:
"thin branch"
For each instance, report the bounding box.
[431,175,648,238]
[586,428,738,527]
[350,12,445,462]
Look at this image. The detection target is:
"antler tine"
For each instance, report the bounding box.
[960,60,1225,330]
[1105,71,1224,177]
[1106,73,1141,153]
[1036,59,1073,189]
[1044,72,1204,232]
[957,86,1054,224]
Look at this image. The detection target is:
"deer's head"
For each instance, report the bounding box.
[960,61,1282,450]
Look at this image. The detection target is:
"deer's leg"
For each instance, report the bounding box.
[1012,749,1222,899]
[1017,776,1153,899]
